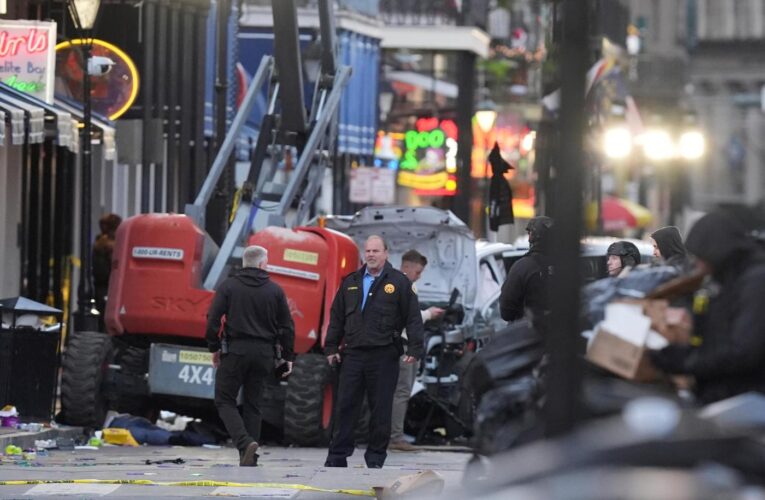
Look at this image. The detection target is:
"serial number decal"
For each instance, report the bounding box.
[178,350,213,365]
[132,247,184,261]
[283,248,319,266]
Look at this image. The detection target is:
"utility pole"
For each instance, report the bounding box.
[545,0,589,438]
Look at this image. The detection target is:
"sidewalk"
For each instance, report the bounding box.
[0,425,84,450]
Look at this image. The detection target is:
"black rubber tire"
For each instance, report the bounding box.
[112,345,154,419]
[59,331,113,428]
[445,352,487,438]
[283,353,332,446]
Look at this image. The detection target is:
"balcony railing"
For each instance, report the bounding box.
[245,0,380,18]
[380,0,461,26]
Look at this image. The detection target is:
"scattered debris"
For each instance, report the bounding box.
[4,445,22,456]
[34,439,57,450]
[102,428,139,447]
[374,470,445,499]
[145,457,185,465]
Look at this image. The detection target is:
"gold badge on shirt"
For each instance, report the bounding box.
[384,284,395,294]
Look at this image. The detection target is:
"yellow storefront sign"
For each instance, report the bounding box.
[397,171,448,190]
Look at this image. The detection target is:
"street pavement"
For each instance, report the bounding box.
[0,443,471,498]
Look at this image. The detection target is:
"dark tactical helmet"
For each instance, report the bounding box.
[526,216,554,247]
[606,241,641,269]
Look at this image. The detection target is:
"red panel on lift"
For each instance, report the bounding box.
[105,214,213,340]
[248,226,359,354]
[299,227,360,347]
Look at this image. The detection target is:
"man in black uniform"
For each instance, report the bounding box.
[324,235,425,468]
[206,245,295,466]
[500,216,554,327]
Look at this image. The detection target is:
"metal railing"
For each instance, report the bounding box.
[380,0,460,26]
[245,0,380,17]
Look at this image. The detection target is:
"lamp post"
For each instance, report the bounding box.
[475,95,498,238]
[68,0,101,332]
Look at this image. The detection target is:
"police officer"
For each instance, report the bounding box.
[606,240,642,277]
[324,235,425,469]
[500,216,554,326]
[206,245,295,467]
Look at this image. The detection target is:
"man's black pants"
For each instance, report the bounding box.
[214,342,272,453]
[326,344,400,467]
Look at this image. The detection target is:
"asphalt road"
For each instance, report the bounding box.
[0,443,471,498]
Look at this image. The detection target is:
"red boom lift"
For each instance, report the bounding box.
[59,0,358,445]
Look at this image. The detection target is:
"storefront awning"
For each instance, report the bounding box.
[53,98,117,161]
[0,87,46,145]
[0,84,116,160]
[380,26,490,58]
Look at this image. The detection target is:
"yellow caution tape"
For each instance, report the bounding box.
[0,479,375,496]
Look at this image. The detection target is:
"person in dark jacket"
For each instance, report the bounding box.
[206,245,295,466]
[649,210,765,404]
[651,226,689,270]
[500,216,553,325]
[606,240,642,277]
[324,235,425,469]
[92,213,122,320]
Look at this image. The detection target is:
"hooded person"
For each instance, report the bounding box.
[605,241,642,277]
[651,226,690,270]
[649,210,765,404]
[500,216,554,329]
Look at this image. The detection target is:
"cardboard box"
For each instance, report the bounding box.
[587,326,657,382]
[586,303,665,382]
[615,299,691,344]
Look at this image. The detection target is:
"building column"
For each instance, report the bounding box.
[0,146,23,298]
[744,106,764,205]
[452,50,476,226]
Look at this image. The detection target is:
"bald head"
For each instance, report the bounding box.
[364,235,389,275]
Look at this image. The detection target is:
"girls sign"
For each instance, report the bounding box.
[0,20,56,103]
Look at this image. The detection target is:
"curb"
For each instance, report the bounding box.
[0,426,85,450]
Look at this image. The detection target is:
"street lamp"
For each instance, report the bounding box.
[678,130,706,160]
[602,125,632,159]
[68,0,102,332]
[475,98,498,137]
[475,95,498,238]
[640,128,675,161]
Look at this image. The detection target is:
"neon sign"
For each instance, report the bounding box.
[55,39,140,120]
[0,21,56,103]
[0,28,48,57]
[398,117,459,196]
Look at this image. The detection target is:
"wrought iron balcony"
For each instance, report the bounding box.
[380,0,460,26]
[245,0,380,18]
